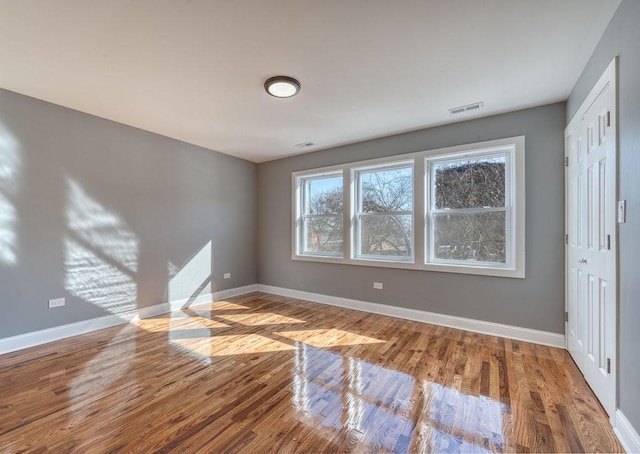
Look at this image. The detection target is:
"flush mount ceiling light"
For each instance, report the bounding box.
[264,76,301,98]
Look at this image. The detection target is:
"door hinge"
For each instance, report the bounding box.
[607,234,611,250]
[564,312,568,322]
[606,111,611,127]
[564,156,569,167]
[565,234,568,245]
[607,358,611,374]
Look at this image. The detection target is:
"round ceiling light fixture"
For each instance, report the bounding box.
[264,76,301,98]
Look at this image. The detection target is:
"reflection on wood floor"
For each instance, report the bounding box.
[0,292,623,453]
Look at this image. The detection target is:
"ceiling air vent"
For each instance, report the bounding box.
[295,141,315,148]
[449,102,484,115]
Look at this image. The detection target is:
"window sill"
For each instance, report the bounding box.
[291,254,524,278]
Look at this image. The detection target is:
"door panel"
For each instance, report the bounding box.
[565,60,616,419]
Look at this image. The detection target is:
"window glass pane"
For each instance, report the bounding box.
[432,212,506,263]
[359,214,412,258]
[304,216,343,254]
[305,176,343,215]
[433,156,506,209]
[360,166,412,212]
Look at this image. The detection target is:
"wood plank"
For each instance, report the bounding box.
[0,292,624,453]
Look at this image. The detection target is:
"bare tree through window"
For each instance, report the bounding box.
[301,175,343,255]
[429,155,508,263]
[356,165,413,258]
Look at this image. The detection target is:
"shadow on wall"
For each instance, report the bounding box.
[64,178,140,317]
[0,124,21,266]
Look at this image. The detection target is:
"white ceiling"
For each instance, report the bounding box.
[0,0,621,163]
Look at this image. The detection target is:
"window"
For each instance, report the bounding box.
[426,149,513,268]
[353,162,413,261]
[295,172,344,257]
[292,136,524,278]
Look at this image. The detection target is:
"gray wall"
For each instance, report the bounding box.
[257,103,566,334]
[567,0,640,433]
[0,89,257,338]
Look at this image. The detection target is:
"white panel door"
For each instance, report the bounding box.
[565,60,617,419]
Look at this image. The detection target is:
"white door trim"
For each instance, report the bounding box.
[566,60,617,133]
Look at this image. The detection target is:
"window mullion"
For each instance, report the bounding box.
[357,210,413,216]
[303,214,342,219]
[429,207,507,215]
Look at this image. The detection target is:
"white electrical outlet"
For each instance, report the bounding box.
[223,273,231,279]
[48,297,65,308]
[618,200,627,223]
[373,282,383,290]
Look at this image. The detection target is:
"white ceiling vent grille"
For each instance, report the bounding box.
[449,102,484,115]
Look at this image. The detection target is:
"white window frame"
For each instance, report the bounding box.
[293,169,345,258]
[352,160,415,263]
[291,136,525,278]
[425,147,519,274]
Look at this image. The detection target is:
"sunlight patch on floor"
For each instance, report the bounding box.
[415,380,507,453]
[138,314,229,333]
[275,329,384,348]
[211,301,251,311]
[216,312,307,326]
[171,333,295,357]
[292,344,415,451]
[68,324,138,426]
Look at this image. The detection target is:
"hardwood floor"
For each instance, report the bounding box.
[0,292,623,453]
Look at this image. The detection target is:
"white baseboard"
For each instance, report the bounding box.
[138,291,217,319]
[615,410,640,454]
[0,313,134,356]
[257,284,565,348]
[214,284,259,301]
[0,284,259,355]
[0,282,563,354]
